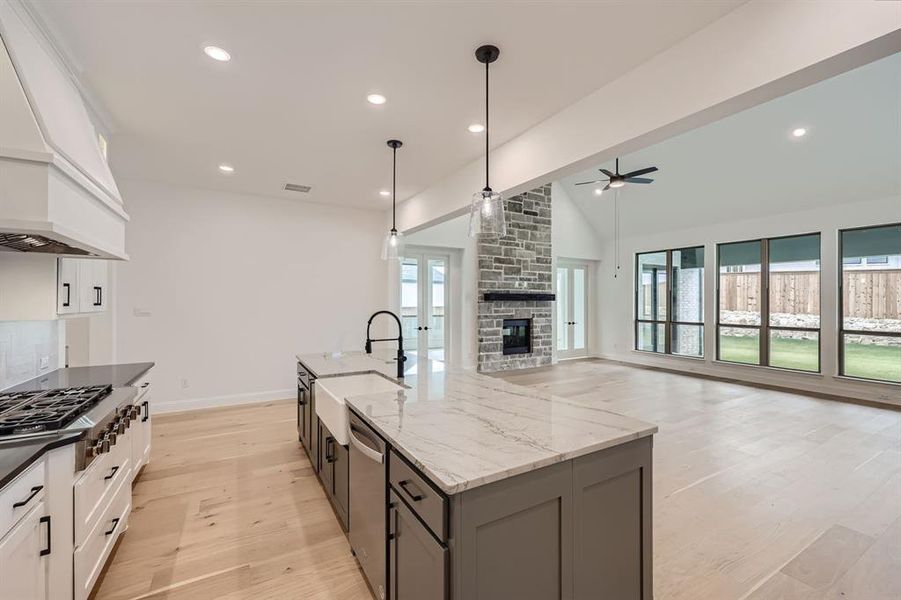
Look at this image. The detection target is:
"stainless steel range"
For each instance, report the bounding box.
[0,384,139,470]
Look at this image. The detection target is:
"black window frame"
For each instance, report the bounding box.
[716,232,822,373]
[838,222,901,384]
[634,246,705,357]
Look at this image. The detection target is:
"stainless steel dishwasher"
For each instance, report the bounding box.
[348,410,388,600]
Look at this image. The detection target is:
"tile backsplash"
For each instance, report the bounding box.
[0,320,60,390]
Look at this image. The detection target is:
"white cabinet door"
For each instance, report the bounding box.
[91,260,109,312]
[0,502,48,600]
[60,258,108,315]
[57,258,80,314]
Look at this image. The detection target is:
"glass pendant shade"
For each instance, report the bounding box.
[381,229,404,260]
[469,189,506,237]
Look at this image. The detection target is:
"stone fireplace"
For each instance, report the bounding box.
[477,184,553,372]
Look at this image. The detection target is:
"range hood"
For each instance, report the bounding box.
[0,1,128,259]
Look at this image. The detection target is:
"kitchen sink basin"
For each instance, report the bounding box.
[315,374,402,445]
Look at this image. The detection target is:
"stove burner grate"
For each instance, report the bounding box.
[0,385,112,435]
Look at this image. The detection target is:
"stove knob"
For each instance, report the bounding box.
[95,439,108,455]
[117,419,127,434]
[105,430,117,446]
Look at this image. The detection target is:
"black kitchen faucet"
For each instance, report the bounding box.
[365,310,406,379]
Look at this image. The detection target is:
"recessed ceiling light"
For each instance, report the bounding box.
[593,188,603,196]
[204,46,231,62]
[218,164,235,173]
[367,93,386,105]
[379,190,391,197]
[791,127,807,138]
[468,123,485,133]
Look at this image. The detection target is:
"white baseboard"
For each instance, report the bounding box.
[154,388,294,414]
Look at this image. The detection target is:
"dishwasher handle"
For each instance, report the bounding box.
[349,424,384,464]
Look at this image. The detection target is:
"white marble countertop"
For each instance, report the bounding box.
[296,351,657,495]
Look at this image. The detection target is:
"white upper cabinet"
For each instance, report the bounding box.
[58,258,108,316]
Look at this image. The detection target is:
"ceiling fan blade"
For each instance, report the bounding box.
[603,183,611,191]
[599,169,615,177]
[622,166,658,178]
[625,177,654,184]
[575,179,608,186]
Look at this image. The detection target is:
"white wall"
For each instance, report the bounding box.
[405,215,478,368]
[594,194,901,407]
[552,182,603,261]
[551,182,604,360]
[113,178,389,412]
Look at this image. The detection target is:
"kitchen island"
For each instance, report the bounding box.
[296,351,657,600]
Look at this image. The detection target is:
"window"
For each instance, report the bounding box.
[839,224,901,383]
[634,246,704,356]
[717,234,821,372]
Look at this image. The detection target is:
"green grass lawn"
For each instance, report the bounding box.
[718,334,901,382]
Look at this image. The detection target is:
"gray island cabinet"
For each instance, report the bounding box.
[296,352,657,600]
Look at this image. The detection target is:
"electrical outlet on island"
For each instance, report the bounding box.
[39,356,50,371]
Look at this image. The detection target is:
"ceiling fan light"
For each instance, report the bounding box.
[609,179,626,189]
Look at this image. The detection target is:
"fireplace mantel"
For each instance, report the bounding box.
[483,292,555,302]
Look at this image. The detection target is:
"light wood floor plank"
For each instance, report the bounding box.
[94,360,901,599]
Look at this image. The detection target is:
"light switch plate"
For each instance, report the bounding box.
[39,356,50,370]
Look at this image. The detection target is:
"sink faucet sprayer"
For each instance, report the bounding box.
[365,310,406,379]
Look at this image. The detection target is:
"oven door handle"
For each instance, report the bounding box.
[348,425,384,464]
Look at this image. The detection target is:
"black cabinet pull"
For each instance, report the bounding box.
[62,283,71,307]
[424,326,430,331]
[325,437,337,463]
[104,465,120,481]
[141,400,149,422]
[13,485,43,508]
[398,480,424,502]
[104,517,120,536]
[93,286,102,306]
[40,515,51,556]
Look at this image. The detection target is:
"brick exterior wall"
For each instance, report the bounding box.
[477,184,554,372]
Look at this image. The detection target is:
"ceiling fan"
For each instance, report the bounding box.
[575,158,658,191]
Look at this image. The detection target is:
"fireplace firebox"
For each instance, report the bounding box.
[502,319,531,355]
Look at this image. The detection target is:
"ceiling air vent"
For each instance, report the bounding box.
[284,183,311,193]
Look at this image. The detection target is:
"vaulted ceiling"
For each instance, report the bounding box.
[560,52,901,238]
[30,0,743,210]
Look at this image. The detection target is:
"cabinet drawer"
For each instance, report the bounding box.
[0,458,46,538]
[74,476,131,600]
[389,450,447,541]
[297,363,312,389]
[74,434,131,544]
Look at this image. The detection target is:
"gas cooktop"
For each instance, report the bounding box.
[0,385,112,436]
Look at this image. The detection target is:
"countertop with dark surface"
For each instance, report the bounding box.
[4,362,155,393]
[0,432,82,490]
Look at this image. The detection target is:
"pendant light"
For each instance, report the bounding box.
[381,139,405,260]
[469,45,506,238]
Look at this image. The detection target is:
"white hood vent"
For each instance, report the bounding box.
[0,2,128,259]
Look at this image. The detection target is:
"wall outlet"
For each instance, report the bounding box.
[39,356,50,370]
[180,378,190,389]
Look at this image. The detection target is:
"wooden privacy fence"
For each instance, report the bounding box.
[717,270,901,319]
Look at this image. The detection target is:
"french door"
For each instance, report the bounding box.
[400,252,449,362]
[556,262,589,359]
